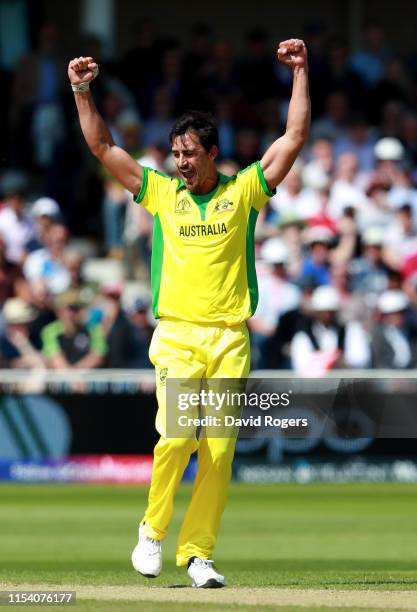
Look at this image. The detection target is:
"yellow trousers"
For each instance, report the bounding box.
[140,319,250,566]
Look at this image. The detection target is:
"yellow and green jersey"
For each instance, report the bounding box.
[135,161,274,326]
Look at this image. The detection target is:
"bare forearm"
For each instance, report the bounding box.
[286,66,310,146]
[68,57,143,194]
[74,91,114,157]
[73,353,104,369]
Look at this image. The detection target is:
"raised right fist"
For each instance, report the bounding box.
[68,56,99,85]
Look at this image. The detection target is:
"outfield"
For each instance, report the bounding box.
[0,482,416,611]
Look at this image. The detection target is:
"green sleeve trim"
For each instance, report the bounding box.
[135,166,149,203]
[255,161,275,197]
[89,324,108,356]
[41,321,64,358]
[237,162,257,175]
[246,207,259,315]
[151,213,164,318]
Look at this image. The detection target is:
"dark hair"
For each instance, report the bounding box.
[169,110,218,152]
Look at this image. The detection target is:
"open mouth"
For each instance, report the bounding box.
[182,172,195,182]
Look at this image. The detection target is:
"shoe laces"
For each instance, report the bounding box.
[193,558,214,569]
[145,536,161,555]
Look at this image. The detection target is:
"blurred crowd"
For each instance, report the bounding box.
[2,19,417,372]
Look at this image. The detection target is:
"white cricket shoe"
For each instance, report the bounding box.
[131,523,162,578]
[187,557,225,588]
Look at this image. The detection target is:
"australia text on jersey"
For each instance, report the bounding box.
[179,223,228,237]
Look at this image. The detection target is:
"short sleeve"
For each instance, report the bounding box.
[134,167,173,216]
[89,324,108,357]
[41,322,62,358]
[235,161,276,212]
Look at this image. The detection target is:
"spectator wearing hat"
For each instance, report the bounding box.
[0,190,36,264]
[370,290,417,368]
[23,223,71,295]
[41,289,107,368]
[350,226,391,297]
[29,197,61,251]
[0,298,45,368]
[291,285,370,375]
[249,238,300,368]
[129,296,154,369]
[298,226,335,286]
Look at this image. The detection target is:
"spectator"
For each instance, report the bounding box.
[10,22,66,168]
[334,114,376,172]
[269,161,304,219]
[350,22,391,88]
[119,18,162,116]
[30,196,61,250]
[129,297,154,368]
[371,290,417,368]
[99,281,138,368]
[310,91,351,142]
[367,57,410,125]
[290,285,370,375]
[143,87,174,147]
[298,226,335,286]
[329,153,370,221]
[350,227,391,299]
[23,223,70,295]
[237,27,277,111]
[0,298,45,368]
[41,289,107,368]
[234,128,261,169]
[401,113,417,167]
[323,37,365,111]
[384,204,417,269]
[249,238,300,368]
[266,274,317,369]
[0,235,27,306]
[0,189,36,264]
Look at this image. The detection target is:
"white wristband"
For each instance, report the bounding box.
[72,82,90,92]
[71,65,99,93]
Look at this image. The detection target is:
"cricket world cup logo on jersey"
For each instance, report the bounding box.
[175,199,191,215]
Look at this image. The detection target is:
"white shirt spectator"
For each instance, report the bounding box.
[0,207,35,263]
[291,320,370,374]
[23,247,70,294]
[329,178,370,220]
[253,275,300,330]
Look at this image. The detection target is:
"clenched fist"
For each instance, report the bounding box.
[277,39,307,69]
[68,56,99,86]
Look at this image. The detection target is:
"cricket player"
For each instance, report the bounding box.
[68,38,310,588]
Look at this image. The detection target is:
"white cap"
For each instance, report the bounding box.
[305,225,334,245]
[374,137,404,161]
[378,290,409,314]
[362,226,385,246]
[311,286,340,311]
[3,298,36,324]
[260,238,289,264]
[32,197,60,218]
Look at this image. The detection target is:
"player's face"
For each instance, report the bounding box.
[171,131,217,193]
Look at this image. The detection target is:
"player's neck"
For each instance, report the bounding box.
[190,169,219,195]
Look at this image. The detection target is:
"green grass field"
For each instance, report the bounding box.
[0,482,417,611]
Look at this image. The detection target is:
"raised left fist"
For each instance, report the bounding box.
[277,39,307,69]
